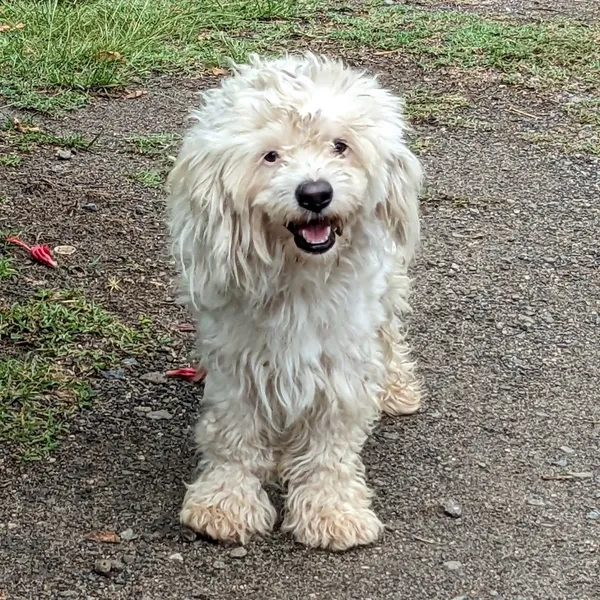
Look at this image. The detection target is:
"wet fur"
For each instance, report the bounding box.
[168,53,423,550]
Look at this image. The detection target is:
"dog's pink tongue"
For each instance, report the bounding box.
[300,222,331,244]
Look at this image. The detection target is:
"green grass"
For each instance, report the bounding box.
[1,0,598,113]
[127,133,180,156]
[131,169,164,188]
[0,152,23,166]
[520,131,600,155]
[1,118,92,151]
[0,290,160,460]
[0,256,17,278]
[404,87,470,124]
[0,0,312,112]
[328,4,600,89]
[565,98,600,126]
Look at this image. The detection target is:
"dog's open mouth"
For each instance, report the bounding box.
[286,218,343,254]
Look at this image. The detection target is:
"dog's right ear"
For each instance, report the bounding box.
[167,139,247,307]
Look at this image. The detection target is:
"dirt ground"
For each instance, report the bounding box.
[1,2,599,599]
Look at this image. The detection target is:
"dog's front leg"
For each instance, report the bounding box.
[180,382,277,545]
[280,406,383,551]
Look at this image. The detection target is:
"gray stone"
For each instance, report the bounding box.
[230,547,248,559]
[180,527,197,543]
[101,369,126,380]
[93,559,112,576]
[141,371,168,384]
[442,499,463,518]
[145,409,173,420]
[443,561,463,571]
[119,528,137,541]
[213,560,227,570]
[527,497,545,507]
[56,149,72,160]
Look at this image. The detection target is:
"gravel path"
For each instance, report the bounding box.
[1,4,599,598]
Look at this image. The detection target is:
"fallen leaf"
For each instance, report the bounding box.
[210,67,227,76]
[85,530,120,544]
[97,50,124,62]
[123,90,147,100]
[14,23,25,30]
[13,117,42,133]
[0,24,12,32]
[54,245,76,256]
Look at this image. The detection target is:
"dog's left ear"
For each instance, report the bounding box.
[378,143,423,263]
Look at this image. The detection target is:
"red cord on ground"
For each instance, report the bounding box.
[6,235,57,268]
[165,366,207,383]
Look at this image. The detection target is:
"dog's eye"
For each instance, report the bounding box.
[264,151,279,163]
[333,140,348,155]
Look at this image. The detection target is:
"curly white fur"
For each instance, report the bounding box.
[167,53,423,551]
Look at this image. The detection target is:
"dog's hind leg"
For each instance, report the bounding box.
[180,378,277,545]
[378,325,422,416]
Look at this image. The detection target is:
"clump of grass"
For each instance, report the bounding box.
[130,169,164,189]
[0,290,163,460]
[520,131,600,155]
[127,133,180,156]
[404,87,470,124]
[0,256,17,278]
[1,118,92,151]
[565,98,600,126]
[0,153,23,167]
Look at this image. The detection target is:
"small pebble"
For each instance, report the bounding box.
[180,527,197,543]
[123,358,140,367]
[93,559,112,576]
[213,560,227,570]
[57,149,72,160]
[560,446,575,454]
[134,406,151,413]
[553,458,568,467]
[141,371,168,384]
[101,369,126,380]
[119,528,137,541]
[230,547,248,559]
[381,431,399,441]
[441,499,462,518]
[83,202,98,212]
[527,497,545,507]
[443,560,462,571]
[145,409,173,420]
[586,510,599,520]
[123,554,136,565]
[169,552,184,562]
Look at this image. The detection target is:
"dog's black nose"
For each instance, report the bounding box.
[295,180,333,213]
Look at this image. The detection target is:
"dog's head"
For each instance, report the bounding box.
[169,53,422,276]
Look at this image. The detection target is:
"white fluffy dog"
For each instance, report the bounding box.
[167,53,423,551]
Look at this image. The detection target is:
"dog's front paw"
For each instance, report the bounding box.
[180,475,276,545]
[283,496,383,551]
